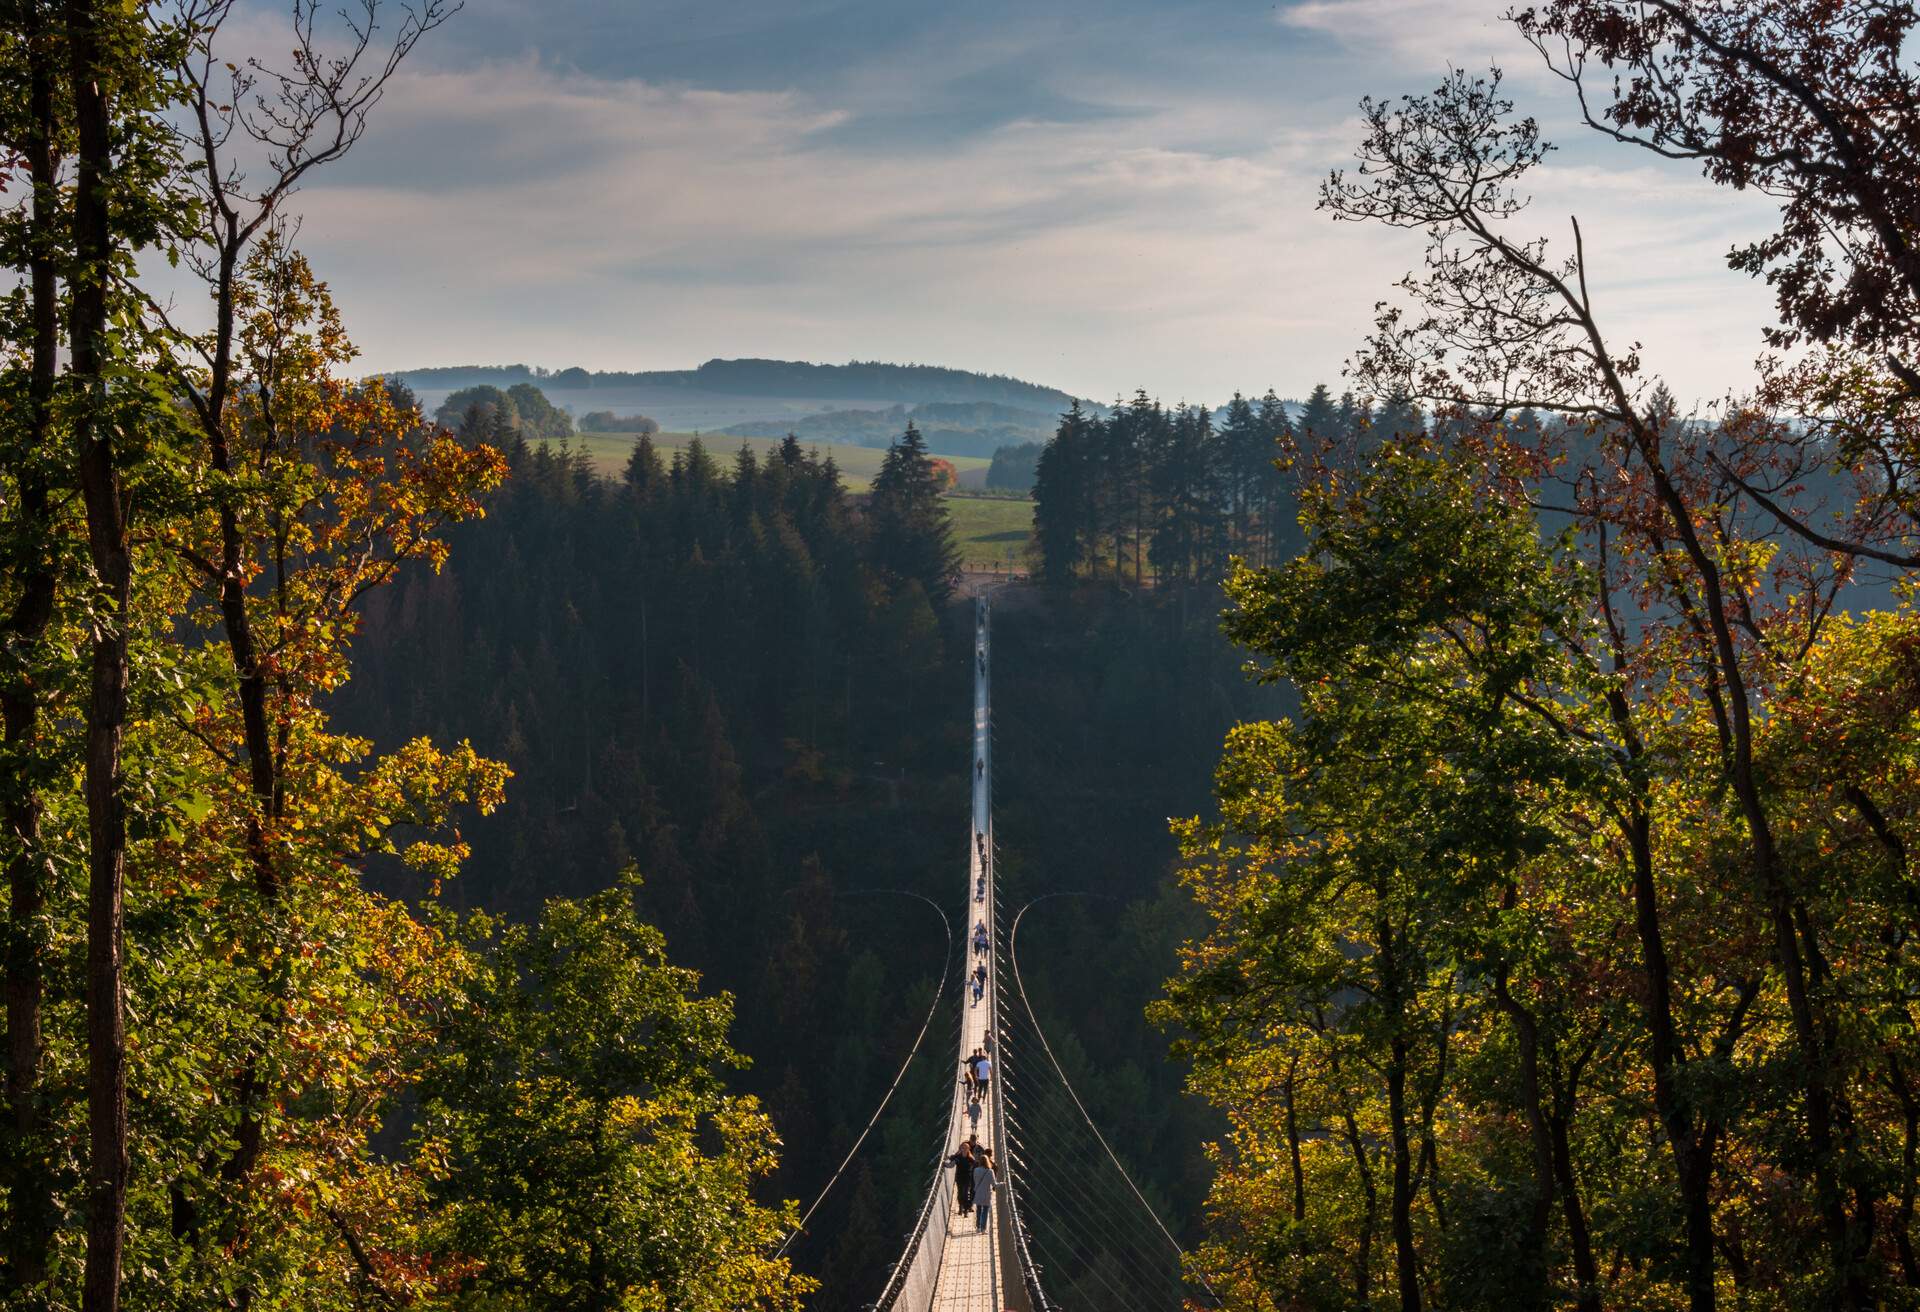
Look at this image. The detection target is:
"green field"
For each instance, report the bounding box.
[563,429,991,491]
[947,495,1033,570]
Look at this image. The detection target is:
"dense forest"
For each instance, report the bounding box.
[1033,390,1305,585]
[1150,8,1920,1312]
[332,407,1278,1302]
[12,2,1920,1311]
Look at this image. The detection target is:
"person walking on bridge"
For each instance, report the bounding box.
[973,920,989,957]
[972,1148,996,1233]
[971,962,987,1005]
[949,1140,974,1217]
[973,1049,993,1103]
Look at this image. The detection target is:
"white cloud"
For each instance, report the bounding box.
[267,35,1780,406]
[1279,0,1519,70]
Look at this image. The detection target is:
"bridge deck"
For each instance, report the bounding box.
[928,600,1006,1311]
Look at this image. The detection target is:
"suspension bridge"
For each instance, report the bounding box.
[792,593,1211,1312]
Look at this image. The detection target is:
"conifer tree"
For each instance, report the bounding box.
[624,433,665,496]
[1298,383,1339,443]
[1033,401,1099,584]
[866,420,959,604]
[1253,390,1297,566]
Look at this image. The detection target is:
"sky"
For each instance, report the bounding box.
[249,0,1785,406]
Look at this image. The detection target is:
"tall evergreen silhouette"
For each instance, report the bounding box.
[866,420,959,604]
[1030,384,1309,583]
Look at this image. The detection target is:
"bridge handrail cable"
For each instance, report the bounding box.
[778,888,953,1258]
[1005,895,1217,1305]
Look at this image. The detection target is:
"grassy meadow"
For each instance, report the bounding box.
[947,495,1034,571]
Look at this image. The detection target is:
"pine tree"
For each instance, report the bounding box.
[1254,390,1297,566]
[1033,401,1099,584]
[1217,393,1263,554]
[866,421,959,604]
[624,434,665,496]
[1298,383,1338,443]
[1148,403,1222,586]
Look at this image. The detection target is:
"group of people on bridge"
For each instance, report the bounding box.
[962,1042,993,1102]
[972,917,992,1005]
[948,1137,997,1233]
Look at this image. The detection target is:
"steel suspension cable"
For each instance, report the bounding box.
[1006,894,1217,1304]
[999,992,1188,1302]
[777,887,953,1257]
[1002,1079,1192,1306]
[1003,1089,1185,1236]
[1009,1162,1186,1307]
[1005,1167,1176,1312]
[1000,1113,1190,1302]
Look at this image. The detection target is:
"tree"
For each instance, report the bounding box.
[506,380,573,440]
[581,409,660,435]
[436,384,517,433]
[986,440,1043,492]
[1147,403,1223,587]
[1251,391,1297,566]
[1153,30,1920,1307]
[1164,442,1624,1312]
[418,876,814,1311]
[866,420,959,604]
[1515,1,1920,394]
[1320,64,1892,1308]
[0,6,839,1309]
[1033,402,1100,584]
[0,1,73,1287]
[1514,2,1920,585]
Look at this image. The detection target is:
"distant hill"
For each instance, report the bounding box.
[382,358,1088,434]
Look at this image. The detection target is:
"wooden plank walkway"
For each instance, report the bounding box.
[930,599,1006,1311]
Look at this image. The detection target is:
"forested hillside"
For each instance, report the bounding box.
[331,419,1282,1301]
[0,3,825,1304]
[16,2,1920,1310]
[386,360,1091,435]
[393,359,1082,408]
[1148,10,1920,1312]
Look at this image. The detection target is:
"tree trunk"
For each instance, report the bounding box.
[69,2,131,1306]
[1284,1056,1305,1224]
[1388,1035,1422,1312]
[1549,1089,1602,1312]
[1494,973,1556,1309]
[1890,1056,1920,1287]
[1623,802,1716,1312]
[1339,1095,1376,1307]
[2,1,62,1288]
[1636,435,1866,1308]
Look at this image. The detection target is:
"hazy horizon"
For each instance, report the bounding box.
[235,0,1787,411]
